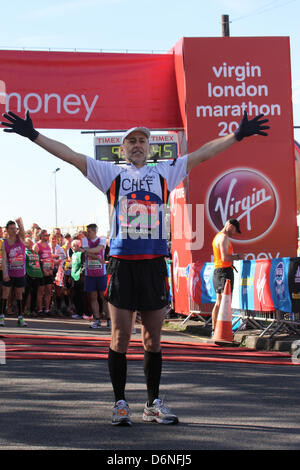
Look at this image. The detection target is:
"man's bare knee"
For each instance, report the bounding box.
[110,329,131,353]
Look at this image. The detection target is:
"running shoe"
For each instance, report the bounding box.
[90,320,101,329]
[112,400,132,426]
[143,398,179,424]
[17,317,27,327]
[0,316,5,327]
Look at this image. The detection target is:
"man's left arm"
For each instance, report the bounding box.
[186,112,269,173]
[80,243,105,262]
[219,236,242,262]
[81,246,101,255]
[187,134,236,172]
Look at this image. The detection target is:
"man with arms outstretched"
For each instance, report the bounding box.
[1,110,269,425]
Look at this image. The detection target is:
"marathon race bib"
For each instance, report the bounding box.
[118,191,162,239]
[86,253,105,277]
[28,251,40,266]
[41,257,53,272]
[87,258,102,270]
[9,253,25,270]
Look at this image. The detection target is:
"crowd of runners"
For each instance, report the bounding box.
[0,218,112,329]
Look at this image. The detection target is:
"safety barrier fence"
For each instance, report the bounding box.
[167,257,300,338]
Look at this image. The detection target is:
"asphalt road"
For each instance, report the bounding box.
[1,318,300,451]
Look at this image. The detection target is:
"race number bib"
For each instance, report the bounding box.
[118,191,161,239]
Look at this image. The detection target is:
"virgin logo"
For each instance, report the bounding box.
[173,250,179,292]
[206,168,279,243]
[172,250,188,292]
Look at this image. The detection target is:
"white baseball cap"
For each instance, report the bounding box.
[121,126,151,144]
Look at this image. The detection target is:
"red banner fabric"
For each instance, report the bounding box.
[188,262,204,305]
[253,259,274,311]
[295,141,300,211]
[0,50,182,130]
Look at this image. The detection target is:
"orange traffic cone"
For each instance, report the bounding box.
[213,279,234,344]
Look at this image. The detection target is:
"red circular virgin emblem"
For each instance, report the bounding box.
[206,168,279,243]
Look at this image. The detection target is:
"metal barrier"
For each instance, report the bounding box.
[182,304,300,338]
[231,309,300,338]
[181,299,213,326]
[168,257,300,337]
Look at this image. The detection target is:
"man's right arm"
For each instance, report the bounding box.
[1,243,5,273]
[1,246,9,281]
[1,110,87,176]
[35,134,87,176]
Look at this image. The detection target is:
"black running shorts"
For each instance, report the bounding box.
[105,256,169,311]
[213,267,234,294]
[40,275,53,286]
[2,276,25,288]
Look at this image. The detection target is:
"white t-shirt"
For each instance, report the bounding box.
[85,156,189,256]
[86,155,188,196]
[81,236,106,248]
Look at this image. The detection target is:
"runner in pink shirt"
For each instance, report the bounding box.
[34,230,54,316]
[0,218,27,327]
[80,223,109,329]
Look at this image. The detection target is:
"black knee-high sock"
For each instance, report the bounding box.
[1,299,7,316]
[144,350,162,406]
[108,348,127,403]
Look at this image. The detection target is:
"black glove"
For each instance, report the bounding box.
[234,111,269,141]
[1,110,39,142]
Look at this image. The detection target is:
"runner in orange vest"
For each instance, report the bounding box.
[211,219,242,335]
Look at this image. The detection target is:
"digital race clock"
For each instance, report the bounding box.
[94,134,178,163]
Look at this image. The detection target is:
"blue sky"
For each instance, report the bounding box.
[0,0,300,234]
